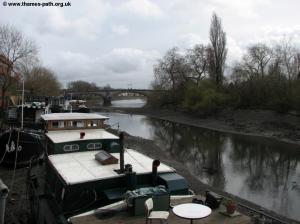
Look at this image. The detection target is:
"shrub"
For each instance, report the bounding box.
[183,79,228,115]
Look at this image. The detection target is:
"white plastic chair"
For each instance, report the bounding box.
[145,198,169,224]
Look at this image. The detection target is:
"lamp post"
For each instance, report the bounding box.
[21,77,24,129]
[16,76,26,129]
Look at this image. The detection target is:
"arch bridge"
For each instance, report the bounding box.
[64,89,160,106]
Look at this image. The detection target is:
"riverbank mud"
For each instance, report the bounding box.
[100,107,300,146]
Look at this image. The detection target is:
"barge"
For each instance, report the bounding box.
[27,113,189,224]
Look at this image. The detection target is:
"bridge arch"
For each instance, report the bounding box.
[65,89,158,107]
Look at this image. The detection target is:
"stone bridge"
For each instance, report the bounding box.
[64,89,161,106]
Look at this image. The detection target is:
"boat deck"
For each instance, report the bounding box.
[70,195,252,224]
[48,149,174,185]
[45,129,118,143]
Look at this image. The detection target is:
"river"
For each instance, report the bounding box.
[101,111,300,222]
[111,99,146,108]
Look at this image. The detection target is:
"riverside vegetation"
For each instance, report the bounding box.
[148,13,300,116]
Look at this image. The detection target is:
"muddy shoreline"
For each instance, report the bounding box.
[98,107,300,146]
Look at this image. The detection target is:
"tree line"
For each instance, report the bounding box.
[0,24,61,108]
[0,24,112,109]
[150,13,300,114]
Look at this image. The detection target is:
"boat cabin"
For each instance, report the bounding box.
[41,113,120,155]
[42,113,107,131]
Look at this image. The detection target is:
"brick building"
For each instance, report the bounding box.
[0,54,19,108]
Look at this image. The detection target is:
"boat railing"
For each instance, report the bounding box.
[107,122,120,131]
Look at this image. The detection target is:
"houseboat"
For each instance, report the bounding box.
[27,113,189,224]
[0,128,44,167]
[63,100,90,113]
[0,101,48,167]
[7,102,45,129]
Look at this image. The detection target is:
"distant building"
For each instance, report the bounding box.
[0,54,20,108]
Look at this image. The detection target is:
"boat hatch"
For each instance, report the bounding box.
[158,173,189,195]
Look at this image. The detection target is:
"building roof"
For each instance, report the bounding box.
[41,113,108,121]
[45,129,118,143]
[48,149,175,185]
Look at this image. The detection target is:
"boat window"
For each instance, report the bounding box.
[63,144,79,152]
[87,120,98,127]
[52,121,59,128]
[69,120,85,128]
[72,144,79,150]
[69,121,77,128]
[58,121,64,128]
[110,141,120,151]
[77,121,84,128]
[87,142,102,150]
[52,121,64,129]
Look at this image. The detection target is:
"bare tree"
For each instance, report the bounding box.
[67,80,99,92]
[248,43,272,77]
[208,12,227,85]
[186,44,208,85]
[236,43,273,79]
[25,66,61,96]
[274,39,300,80]
[0,24,37,107]
[230,63,251,84]
[153,47,188,91]
[295,53,300,79]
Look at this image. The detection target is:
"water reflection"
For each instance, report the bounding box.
[104,112,300,221]
[102,112,152,139]
[149,119,227,189]
[227,135,300,218]
[111,99,146,108]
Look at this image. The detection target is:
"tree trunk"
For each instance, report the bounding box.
[1,88,6,109]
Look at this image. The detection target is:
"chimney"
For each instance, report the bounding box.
[80,132,85,139]
[119,132,125,173]
[152,159,160,186]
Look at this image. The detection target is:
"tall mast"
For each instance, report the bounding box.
[21,77,24,129]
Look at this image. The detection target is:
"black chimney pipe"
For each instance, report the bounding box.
[119,132,125,173]
[152,159,160,186]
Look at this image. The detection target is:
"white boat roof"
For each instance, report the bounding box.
[41,113,108,121]
[46,129,118,143]
[48,149,175,185]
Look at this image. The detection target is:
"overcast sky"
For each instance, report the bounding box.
[1,0,300,88]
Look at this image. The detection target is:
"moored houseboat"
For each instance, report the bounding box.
[27,113,189,224]
[0,128,44,167]
[63,100,90,113]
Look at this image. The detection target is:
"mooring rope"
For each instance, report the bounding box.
[9,129,22,192]
[0,128,12,164]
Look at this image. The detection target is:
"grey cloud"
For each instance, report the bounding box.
[1,0,300,88]
[46,48,159,88]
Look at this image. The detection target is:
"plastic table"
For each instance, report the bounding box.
[172,203,211,224]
